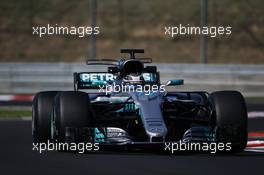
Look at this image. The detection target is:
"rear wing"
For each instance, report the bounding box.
[74,72,160,90]
[86,58,152,65]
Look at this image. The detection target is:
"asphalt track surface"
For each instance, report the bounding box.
[0,103,264,175]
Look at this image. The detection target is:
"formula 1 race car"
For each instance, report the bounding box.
[32,49,248,153]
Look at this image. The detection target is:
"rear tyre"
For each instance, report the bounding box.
[52,91,93,142]
[209,91,248,153]
[32,91,58,143]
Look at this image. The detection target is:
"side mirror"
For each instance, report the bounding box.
[166,79,184,86]
[144,66,157,73]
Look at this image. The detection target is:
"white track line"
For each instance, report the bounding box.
[245,148,264,153]
[21,117,31,121]
[248,111,264,118]
[0,95,14,101]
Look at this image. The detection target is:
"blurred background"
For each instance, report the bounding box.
[0,0,263,63]
[0,0,263,118]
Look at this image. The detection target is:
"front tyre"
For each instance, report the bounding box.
[209,91,248,153]
[32,91,58,143]
[52,91,93,142]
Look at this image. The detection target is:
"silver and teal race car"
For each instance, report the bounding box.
[32,49,248,153]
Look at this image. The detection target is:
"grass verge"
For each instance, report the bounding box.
[0,110,31,118]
